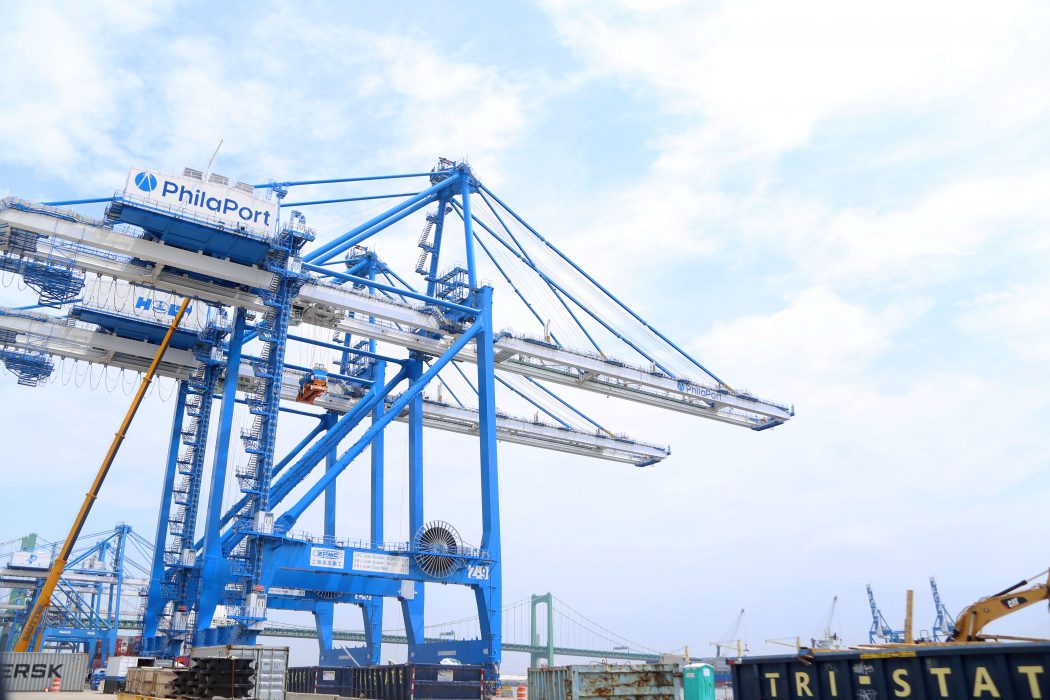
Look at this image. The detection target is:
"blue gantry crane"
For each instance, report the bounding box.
[1,524,151,663]
[930,576,956,642]
[0,159,792,676]
[866,583,905,644]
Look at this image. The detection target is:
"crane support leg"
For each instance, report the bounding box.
[142,381,188,650]
[197,308,247,633]
[474,286,502,673]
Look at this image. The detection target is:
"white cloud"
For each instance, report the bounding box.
[542,0,1049,156]
[533,0,1050,292]
[0,4,154,189]
[958,281,1050,360]
[696,287,919,383]
[736,171,1050,292]
[0,4,534,197]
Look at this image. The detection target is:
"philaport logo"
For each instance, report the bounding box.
[129,169,274,228]
[134,172,159,193]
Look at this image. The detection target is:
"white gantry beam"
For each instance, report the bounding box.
[334,315,790,428]
[0,199,789,428]
[0,308,666,466]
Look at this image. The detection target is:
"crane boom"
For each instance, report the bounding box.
[825,596,837,639]
[930,576,955,642]
[711,609,746,657]
[12,298,190,651]
[867,584,904,644]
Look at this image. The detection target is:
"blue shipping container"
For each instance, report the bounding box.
[731,642,1050,700]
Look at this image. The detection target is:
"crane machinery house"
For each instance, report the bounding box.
[124,167,277,235]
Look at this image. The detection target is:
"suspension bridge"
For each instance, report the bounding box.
[256,594,664,663]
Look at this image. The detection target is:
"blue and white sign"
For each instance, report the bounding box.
[309,547,345,570]
[10,550,51,569]
[81,278,217,333]
[352,551,410,575]
[125,167,277,236]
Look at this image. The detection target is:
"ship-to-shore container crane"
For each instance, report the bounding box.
[930,576,956,642]
[0,159,792,675]
[867,584,905,644]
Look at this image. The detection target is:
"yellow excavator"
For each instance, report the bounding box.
[948,568,1050,643]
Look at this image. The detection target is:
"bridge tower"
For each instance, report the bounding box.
[530,593,555,668]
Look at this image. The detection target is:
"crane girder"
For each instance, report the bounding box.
[0,198,791,429]
[0,308,666,466]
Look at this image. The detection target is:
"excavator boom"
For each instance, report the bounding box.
[948,570,1050,642]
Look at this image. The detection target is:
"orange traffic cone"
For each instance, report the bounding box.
[516,684,527,700]
[48,676,61,692]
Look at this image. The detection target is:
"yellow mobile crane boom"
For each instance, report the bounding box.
[13,298,190,651]
[948,568,1050,643]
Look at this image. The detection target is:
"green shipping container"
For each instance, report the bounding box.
[683,664,716,700]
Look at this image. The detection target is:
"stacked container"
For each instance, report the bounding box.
[0,652,89,692]
[731,643,1050,700]
[191,645,289,700]
[286,663,485,700]
[528,664,680,700]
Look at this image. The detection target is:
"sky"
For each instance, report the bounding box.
[1,0,1049,672]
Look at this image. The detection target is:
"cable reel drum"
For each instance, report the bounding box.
[413,520,465,578]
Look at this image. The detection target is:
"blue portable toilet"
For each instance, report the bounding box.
[683,663,716,700]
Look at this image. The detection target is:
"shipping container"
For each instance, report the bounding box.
[286,693,342,700]
[124,666,179,697]
[355,664,485,700]
[286,666,346,695]
[191,644,289,700]
[0,651,89,692]
[730,642,1050,700]
[528,664,681,700]
[105,655,158,679]
[287,664,485,700]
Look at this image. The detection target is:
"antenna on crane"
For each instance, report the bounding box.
[205,139,224,178]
